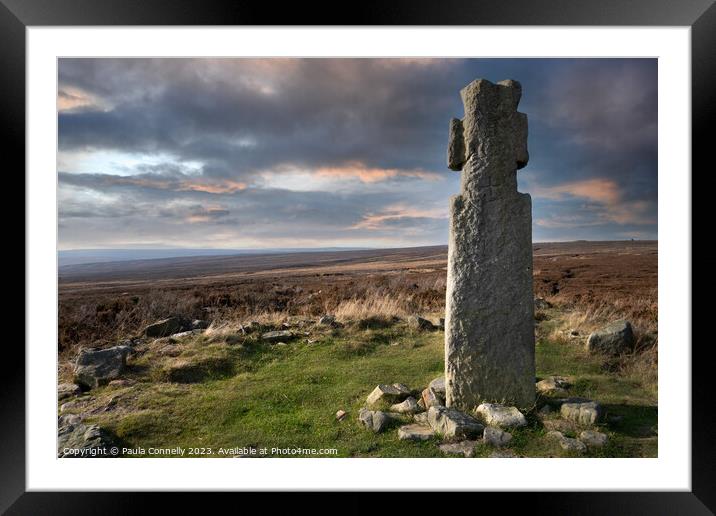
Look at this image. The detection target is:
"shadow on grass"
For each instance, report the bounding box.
[604,403,657,437]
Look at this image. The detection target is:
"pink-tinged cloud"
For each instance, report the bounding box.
[532,178,655,227]
[178,180,247,194]
[314,162,441,183]
[103,175,247,194]
[57,87,105,112]
[351,204,447,230]
[531,178,621,205]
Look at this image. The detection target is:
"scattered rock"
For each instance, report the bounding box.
[389,397,422,414]
[398,424,435,441]
[579,429,608,448]
[475,403,527,429]
[407,315,436,331]
[586,320,635,355]
[58,415,118,458]
[439,440,477,457]
[560,400,603,426]
[542,418,577,433]
[536,376,571,396]
[534,297,551,310]
[413,412,429,425]
[358,408,397,433]
[366,384,411,407]
[191,319,209,330]
[483,426,512,448]
[421,387,445,409]
[318,315,336,326]
[335,410,347,421]
[427,406,484,441]
[144,316,189,338]
[537,404,552,417]
[58,383,81,400]
[261,330,295,342]
[428,376,446,397]
[559,437,587,454]
[108,379,133,388]
[544,430,564,441]
[74,345,131,389]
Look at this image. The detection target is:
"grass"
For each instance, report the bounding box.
[61,307,657,458]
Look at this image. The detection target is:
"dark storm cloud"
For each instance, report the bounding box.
[58,58,658,248]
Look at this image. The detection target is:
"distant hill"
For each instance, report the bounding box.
[58,247,370,267]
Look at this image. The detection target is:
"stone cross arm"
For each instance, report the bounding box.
[447,79,529,172]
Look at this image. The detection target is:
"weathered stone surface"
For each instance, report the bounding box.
[191,319,209,330]
[561,400,603,426]
[580,429,608,448]
[318,315,336,326]
[389,397,422,414]
[445,79,535,411]
[475,403,527,429]
[336,410,347,421]
[421,387,445,409]
[366,384,411,407]
[439,440,478,457]
[559,437,587,454]
[144,316,189,338]
[58,415,118,458]
[261,330,294,342]
[429,376,446,397]
[483,426,512,448]
[58,383,81,400]
[542,418,577,433]
[544,430,565,441]
[427,406,484,441]
[407,315,436,331]
[413,411,429,425]
[398,424,435,441]
[534,297,551,310]
[586,320,635,355]
[536,376,571,396]
[74,345,130,389]
[358,408,396,433]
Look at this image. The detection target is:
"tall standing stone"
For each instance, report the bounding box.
[444,79,535,410]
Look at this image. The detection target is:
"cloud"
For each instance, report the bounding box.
[57,58,657,248]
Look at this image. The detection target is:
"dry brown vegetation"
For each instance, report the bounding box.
[59,241,657,380]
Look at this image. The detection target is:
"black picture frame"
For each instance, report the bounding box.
[5,0,711,513]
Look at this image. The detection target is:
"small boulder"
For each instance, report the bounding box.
[421,387,445,409]
[586,320,635,355]
[358,408,396,433]
[427,406,484,441]
[389,396,421,414]
[366,384,411,407]
[335,410,347,421]
[58,415,118,458]
[74,345,130,389]
[261,330,294,342]
[475,403,527,429]
[542,418,577,433]
[407,315,435,331]
[439,440,477,457]
[428,376,446,397]
[483,426,512,448]
[318,315,336,326]
[559,436,587,454]
[534,297,551,310]
[191,319,209,330]
[413,412,429,425]
[536,376,571,396]
[560,400,603,426]
[398,424,435,441]
[144,316,189,338]
[545,430,565,441]
[579,429,608,448]
[58,383,81,400]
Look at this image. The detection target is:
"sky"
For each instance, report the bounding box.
[57,58,658,250]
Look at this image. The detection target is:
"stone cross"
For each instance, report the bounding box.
[444,78,535,411]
